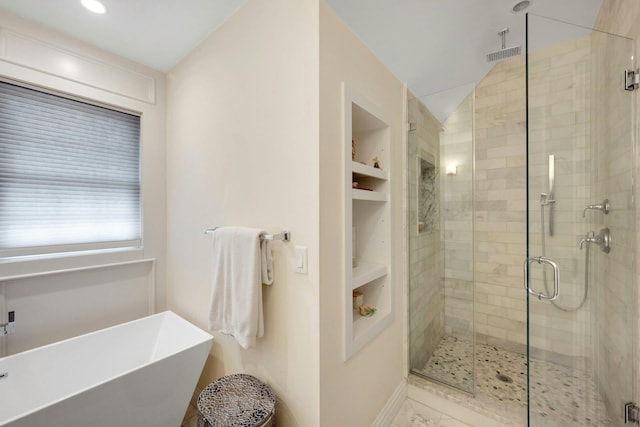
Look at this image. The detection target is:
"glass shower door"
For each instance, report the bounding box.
[408,85,475,394]
[526,14,635,426]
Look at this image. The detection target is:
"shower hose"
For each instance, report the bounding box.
[540,200,589,311]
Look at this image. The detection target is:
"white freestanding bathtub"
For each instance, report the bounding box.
[0,311,213,427]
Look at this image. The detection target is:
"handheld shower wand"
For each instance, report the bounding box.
[542,155,556,236]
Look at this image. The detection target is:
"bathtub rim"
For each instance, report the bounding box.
[0,310,213,426]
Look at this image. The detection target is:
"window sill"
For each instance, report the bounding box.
[0,247,148,281]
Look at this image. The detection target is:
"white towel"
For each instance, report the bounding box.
[207,226,274,349]
[261,238,274,286]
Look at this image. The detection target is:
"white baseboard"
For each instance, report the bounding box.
[371,380,407,427]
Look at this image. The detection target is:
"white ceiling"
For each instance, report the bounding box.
[0,0,603,121]
[0,0,248,72]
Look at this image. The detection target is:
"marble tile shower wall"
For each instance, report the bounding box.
[408,3,639,420]
[591,27,635,424]
[472,53,528,352]
[440,93,474,338]
[408,96,444,369]
[471,36,592,356]
[592,0,640,420]
[408,35,593,361]
[526,36,593,358]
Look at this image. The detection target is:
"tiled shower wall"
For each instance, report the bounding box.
[592,3,637,422]
[411,11,635,382]
[438,36,592,357]
[471,53,528,352]
[408,95,443,369]
[440,93,474,338]
[409,4,638,421]
[525,35,593,358]
[410,34,594,359]
[592,1,640,422]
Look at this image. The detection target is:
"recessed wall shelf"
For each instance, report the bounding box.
[352,161,389,180]
[343,84,393,360]
[351,189,388,202]
[352,261,388,290]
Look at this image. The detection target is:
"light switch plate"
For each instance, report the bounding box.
[295,246,307,274]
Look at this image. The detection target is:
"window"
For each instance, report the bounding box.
[0,80,141,258]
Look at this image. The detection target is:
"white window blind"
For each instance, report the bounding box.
[0,81,141,258]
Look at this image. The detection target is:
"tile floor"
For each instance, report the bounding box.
[415,335,609,426]
[182,336,609,426]
[391,399,471,427]
[181,402,199,427]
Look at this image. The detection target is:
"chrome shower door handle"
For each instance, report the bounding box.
[524,256,560,301]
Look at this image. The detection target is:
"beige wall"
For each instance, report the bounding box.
[319,2,405,426]
[2,0,407,424]
[165,1,320,426]
[0,11,166,355]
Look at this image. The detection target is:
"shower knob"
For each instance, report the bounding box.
[579,228,611,254]
[582,199,610,217]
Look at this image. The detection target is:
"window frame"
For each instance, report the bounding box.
[0,78,144,260]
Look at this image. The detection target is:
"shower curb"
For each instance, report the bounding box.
[407,375,524,427]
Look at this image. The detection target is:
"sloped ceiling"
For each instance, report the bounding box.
[323,0,602,120]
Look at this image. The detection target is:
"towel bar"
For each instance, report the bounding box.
[204,228,291,242]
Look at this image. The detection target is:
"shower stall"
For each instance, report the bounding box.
[408,14,637,426]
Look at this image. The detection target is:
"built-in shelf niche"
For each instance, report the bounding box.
[343,84,393,360]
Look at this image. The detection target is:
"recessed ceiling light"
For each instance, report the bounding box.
[512,0,532,13]
[81,0,106,14]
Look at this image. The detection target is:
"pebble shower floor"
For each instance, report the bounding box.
[419,336,610,426]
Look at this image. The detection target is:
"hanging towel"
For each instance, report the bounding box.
[208,226,274,349]
[261,238,274,286]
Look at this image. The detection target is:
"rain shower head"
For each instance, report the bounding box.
[486,28,521,62]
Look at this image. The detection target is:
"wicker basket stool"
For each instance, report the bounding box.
[197,373,276,427]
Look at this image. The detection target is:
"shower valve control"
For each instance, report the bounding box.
[579,228,611,254]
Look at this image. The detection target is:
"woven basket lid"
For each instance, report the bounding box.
[198,374,276,427]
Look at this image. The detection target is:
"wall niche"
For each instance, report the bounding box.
[417,153,438,234]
